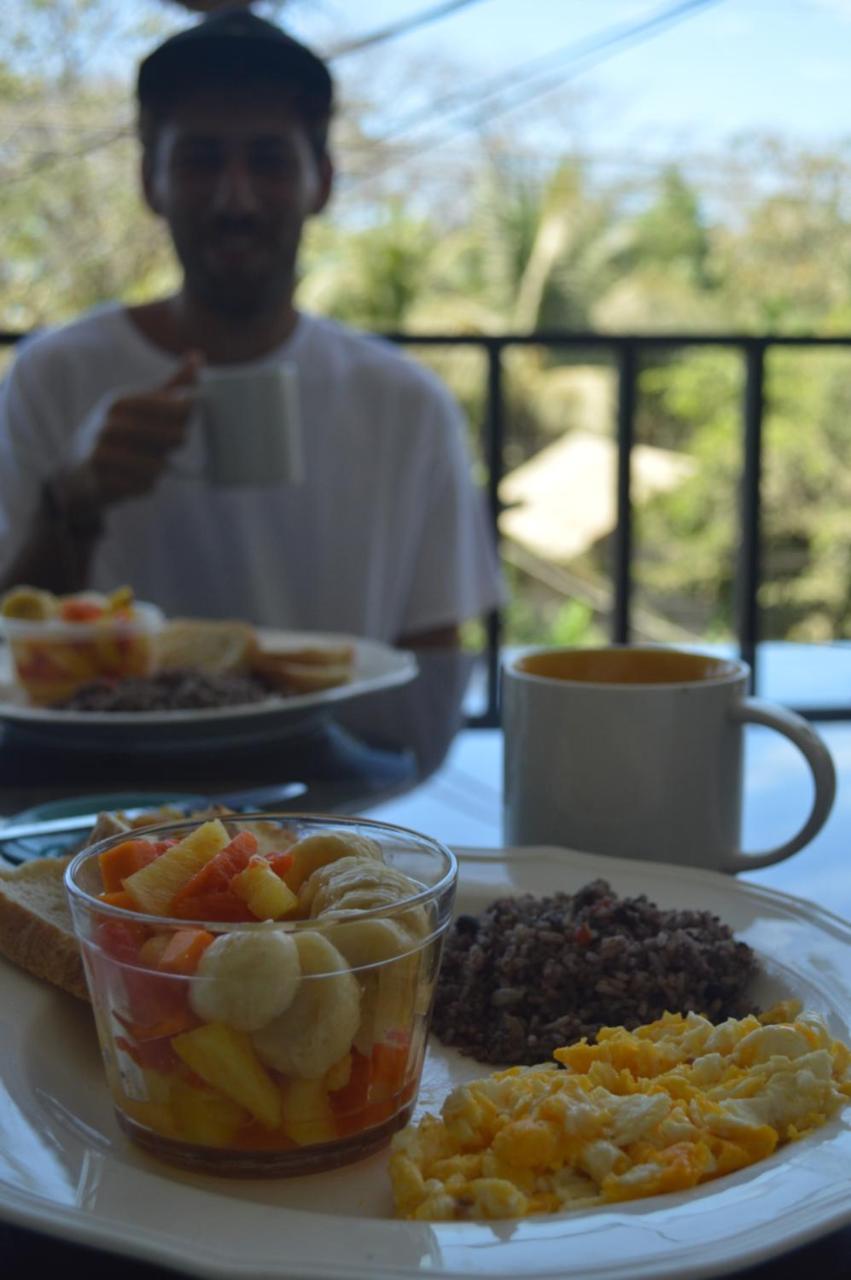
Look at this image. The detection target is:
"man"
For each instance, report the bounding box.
[0,9,504,648]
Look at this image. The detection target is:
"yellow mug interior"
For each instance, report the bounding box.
[514,647,742,685]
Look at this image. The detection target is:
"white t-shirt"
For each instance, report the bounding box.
[0,305,505,641]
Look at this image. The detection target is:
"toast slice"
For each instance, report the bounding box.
[0,857,89,1001]
[251,642,355,694]
[156,618,258,675]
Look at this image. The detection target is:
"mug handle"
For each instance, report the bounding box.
[725,698,836,871]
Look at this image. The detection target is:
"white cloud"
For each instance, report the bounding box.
[798,56,848,81]
[807,0,851,22]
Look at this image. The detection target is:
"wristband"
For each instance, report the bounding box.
[42,474,105,539]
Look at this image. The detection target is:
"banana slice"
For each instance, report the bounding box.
[309,863,417,913]
[302,860,416,915]
[305,860,430,942]
[251,931,360,1080]
[354,952,422,1056]
[296,855,372,916]
[189,930,301,1032]
[284,831,383,894]
[1,585,58,620]
[323,916,415,970]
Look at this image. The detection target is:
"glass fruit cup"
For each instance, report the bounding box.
[66,813,457,1177]
[2,600,163,705]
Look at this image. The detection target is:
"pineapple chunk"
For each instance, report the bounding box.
[138,934,171,967]
[142,1067,174,1105]
[120,1093,178,1140]
[231,859,299,920]
[282,1077,336,1146]
[284,831,381,893]
[123,820,230,914]
[172,1021,282,1129]
[170,1079,246,1147]
[119,1068,177,1138]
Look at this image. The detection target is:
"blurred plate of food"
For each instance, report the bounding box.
[0,588,417,750]
[0,844,850,1279]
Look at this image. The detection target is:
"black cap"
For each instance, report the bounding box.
[137,7,333,119]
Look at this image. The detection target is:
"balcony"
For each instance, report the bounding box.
[4,326,850,728]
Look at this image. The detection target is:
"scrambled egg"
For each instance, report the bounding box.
[390,1002,851,1221]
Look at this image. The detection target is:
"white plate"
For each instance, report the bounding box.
[1,845,851,1280]
[0,630,417,749]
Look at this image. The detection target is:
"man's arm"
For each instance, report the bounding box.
[0,353,200,595]
[397,623,460,650]
[0,470,103,595]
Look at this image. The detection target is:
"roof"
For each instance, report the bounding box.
[499,429,696,563]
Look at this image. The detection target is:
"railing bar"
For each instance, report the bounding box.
[483,342,505,726]
[379,332,851,349]
[7,331,851,349]
[739,342,765,691]
[613,343,637,644]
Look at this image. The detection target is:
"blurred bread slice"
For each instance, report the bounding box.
[251,642,355,693]
[87,805,187,847]
[157,618,257,675]
[0,857,88,1001]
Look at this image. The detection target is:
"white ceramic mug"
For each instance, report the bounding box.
[197,362,304,487]
[502,645,836,871]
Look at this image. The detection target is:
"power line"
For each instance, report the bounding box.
[342,142,812,183]
[326,0,492,59]
[362,0,725,151]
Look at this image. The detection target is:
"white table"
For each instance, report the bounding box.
[364,721,851,922]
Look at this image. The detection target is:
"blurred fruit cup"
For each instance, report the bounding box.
[65,814,458,1177]
[1,601,163,705]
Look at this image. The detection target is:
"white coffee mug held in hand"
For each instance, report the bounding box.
[198,362,304,487]
[502,645,836,872]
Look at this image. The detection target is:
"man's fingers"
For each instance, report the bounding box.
[162,350,204,391]
[113,390,196,420]
[90,354,204,504]
[104,409,189,450]
[107,352,203,420]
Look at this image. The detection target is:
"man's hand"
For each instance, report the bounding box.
[75,352,202,510]
[0,352,204,599]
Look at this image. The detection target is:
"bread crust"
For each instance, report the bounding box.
[156,618,258,675]
[251,643,355,693]
[0,857,89,1001]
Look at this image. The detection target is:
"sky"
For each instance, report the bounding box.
[277,0,851,163]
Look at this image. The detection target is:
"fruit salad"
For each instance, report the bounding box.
[0,586,162,705]
[65,816,457,1176]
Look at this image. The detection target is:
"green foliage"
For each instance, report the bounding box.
[632,351,741,638]
[301,202,437,331]
[632,165,713,289]
[500,561,608,647]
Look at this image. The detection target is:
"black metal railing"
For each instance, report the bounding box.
[385,332,851,727]
[4,328,851,728]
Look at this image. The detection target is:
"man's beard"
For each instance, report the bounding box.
[174,219,297,317]
[187,268,293,318]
